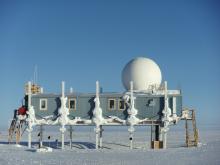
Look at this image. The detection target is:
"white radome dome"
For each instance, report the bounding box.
[122,57,162,91]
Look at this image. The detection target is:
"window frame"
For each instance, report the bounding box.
[40,98,47,111]
[108,98,116,110]
[118,99,126,110]
[69,98,77,111]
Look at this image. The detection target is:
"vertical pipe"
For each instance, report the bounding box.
[28,81,32,109]
[16,124,19,144]
[159,126,163,141]
[163,128,167,149]
[28,81,32,149]
[61,81,65,98]
[150,123,153,142]
[40,87,44,94]
[19,122,22,144]
[130,81,133,107]
[99,125,103,148]
[163,81,168,149]
[129,131,133,149]
[96,81,99,98]
[185,119,188,147]
[95,81,101,149]
[129,125,134,149]
[95,127,99,149]
[70,126,73,149]
[129,81,134,149]
[28,132,32,149]
[40,125,43,148]
[164,81,167,99]
[61,81,66,150]
[61,127,65,150]
[18,122,22,144]
[70,87,73,94]
[163,133,167,149]
[172,97,176,116]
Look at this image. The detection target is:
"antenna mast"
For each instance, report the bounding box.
[34,65,38,85]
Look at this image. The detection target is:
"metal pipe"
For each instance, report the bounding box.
[70,126,73,149]
[163,81,168,149]
[96,81,99,98]
[61,126,65,150]
[28,132,32,149]
[130,81,134,107]
[61,81,65,98]
[129,132,133,149]
[95,127,99,149]
[172,97,176,116]
[129,126,134,149]
[40,125,43,148]
[99,125,103,148]
[61,81,66,150]
[28,81,32,111]
[28,81,32,149]
[163,132,167,149]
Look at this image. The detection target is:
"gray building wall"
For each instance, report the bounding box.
[29,93,182,120]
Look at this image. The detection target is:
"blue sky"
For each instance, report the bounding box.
[0,0,220,128]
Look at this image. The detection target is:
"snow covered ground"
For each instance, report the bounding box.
[0,123,220,165]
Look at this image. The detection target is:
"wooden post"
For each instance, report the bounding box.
[16,123,21,145]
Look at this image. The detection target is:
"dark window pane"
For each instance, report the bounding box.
[41,100,46,109]
[119,100,125,110]
[109,99,115,110]
[69,99,76,110]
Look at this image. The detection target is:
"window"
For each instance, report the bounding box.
[69,98,76,110]
[40,99,47,110]
[148,99,155,106]
[118,99,126,110]
[108,99,116,110]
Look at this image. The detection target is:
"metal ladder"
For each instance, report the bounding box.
[8,118,27,144]
[184,109,199,147]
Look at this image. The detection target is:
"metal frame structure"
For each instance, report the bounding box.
[8,80,198,150]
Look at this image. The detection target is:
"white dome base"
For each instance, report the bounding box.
[122,57,162,91]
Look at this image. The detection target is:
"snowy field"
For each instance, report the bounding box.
[0,123,220,165]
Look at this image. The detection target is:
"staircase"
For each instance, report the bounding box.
[8,117,27,144]
[183,109,199,147]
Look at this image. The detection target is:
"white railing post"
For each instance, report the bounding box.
[127,81,138,149]
[58,81,69,150]
[61,81,65,150]
[93,81,105,149]
[162,81,171,149]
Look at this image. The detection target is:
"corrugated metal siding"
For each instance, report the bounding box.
[176,96,182,116]
[136,97,164,120]
[31,96,60,119]
[30,93,182,120]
